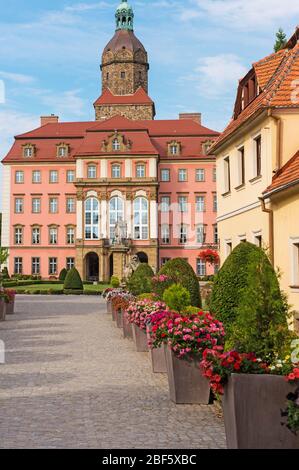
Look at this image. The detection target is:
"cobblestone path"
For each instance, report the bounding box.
[0,296,226,449]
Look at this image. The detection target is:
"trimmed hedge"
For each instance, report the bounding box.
[64,268,83,291]
[63,289,83,295]
[209,242,293,361]
[126,263,154,296]
[157,258,202,308]
[59,268,68,282]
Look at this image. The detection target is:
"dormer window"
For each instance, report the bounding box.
[23,144,35,158]
[202,141,213,155]
[112,139,120,151]
[168,141,180,157]
[56,143,69,158]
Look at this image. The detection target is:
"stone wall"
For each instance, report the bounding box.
[95,103,154,121]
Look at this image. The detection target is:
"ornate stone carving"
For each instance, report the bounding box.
[124,255,140,280]
[76,190,85,201]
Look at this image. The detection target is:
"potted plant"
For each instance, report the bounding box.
[198,249,220,266]
[4,289,16,314]
[0,290,6,321]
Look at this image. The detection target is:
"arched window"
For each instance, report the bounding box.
[84,198,99,240]
[112,164,121,178]
[134,197,148,240]
[112,139,120,151]
[87,164,97,179]
[109,196,124,240]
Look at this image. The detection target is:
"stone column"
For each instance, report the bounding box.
[126,193,133,239]
[101,199,108,239]
[76,193,83,239]
[150,198,158,240]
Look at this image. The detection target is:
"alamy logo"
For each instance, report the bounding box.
[0,79,5,104]
[0,340,5,364]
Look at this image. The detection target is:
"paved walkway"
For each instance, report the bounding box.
[0,296,226,449]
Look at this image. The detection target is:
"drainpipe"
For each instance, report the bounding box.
[259,197,274,266]
[268,109,282,172]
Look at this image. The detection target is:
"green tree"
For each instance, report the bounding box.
[59,268,68,282]
[210,242,293,362]
[64,268,83,291]
[274,28,287,52]
[163,284,191,314]
[0,247,9,288]
[126,263,154,296]
[157,258,202,307]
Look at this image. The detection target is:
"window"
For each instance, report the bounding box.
[213,167,217,182]
[224,156,231,193]
[254,234,262,248]
[178,196,188,212]
[15,198,23,213]
[170,144,179,155]
[178,169,187,182]
[214,225,218,244]
[196,169,205,182]
[161,258,170,267]
[161,224,170,244]
[196,259,206,276]
[32,198,41,214]
[67,170,75,183]
[112,164,121,178]
[66,258,75,270]
[66,227,75,245]
[134,197,148,240]
[85,197,99,240]
[14,257,23,275]
[161,169,170,182]
[49,258,57,275]
[23,146,33,158]
[58,146,67,157]
[66,197,76,214]
[196,225,206,244]
[15,171,24,183]
[226,242,233,257]
[254,135,262,177]
[49,227,58,245]
[49,198,58,214]
[179,225,188,244]
[237,146,245,186]
[121,71,126,79]
[88,165,97,179]
[32,170,41,183]
[136,164,145,178]
[49,170,58,183]
[32,227,40,245]
[196,196,205,212]
[32,257,40,275]
[160,196,170,213]
[14,227,23,245]
[109,196,124,241]
[213,194,217,212]
[106,72,109,80]
[112,139,120,151]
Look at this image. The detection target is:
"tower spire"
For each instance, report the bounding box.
[115,0,134,31]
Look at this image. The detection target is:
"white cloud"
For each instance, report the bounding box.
[65,2,110,12]
[0,71,35,84]
[180,54,247,99]
[40,89,87,118]
[182,0,299,30]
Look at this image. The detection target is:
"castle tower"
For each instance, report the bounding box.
[94,0,155,120]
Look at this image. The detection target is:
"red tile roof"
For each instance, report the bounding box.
[93,87,154,106]
[2,114,219,163]
[211,28,299,152]
[103,29,146,55]
[263,150,299,196]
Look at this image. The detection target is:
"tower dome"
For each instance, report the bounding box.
[115,0,134,31]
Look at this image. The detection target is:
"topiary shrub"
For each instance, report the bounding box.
[137,293,158,301]
[1,267,10,279]
[157,258,202,308]
[63,268,83,292]
[184,306,201,315]
[163,284,191,313]
[210,242,294,362]
[126,263,154,296]
[59,268,68,282]
[111,276,120,288]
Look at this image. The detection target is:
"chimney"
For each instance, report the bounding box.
[179,113,202,124]
[40,114,59,126]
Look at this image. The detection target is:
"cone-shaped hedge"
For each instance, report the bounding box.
[59,268,68,282]
[158,258,202,308]
[209,242,293,361]
[126,263,154,296]
[63,267,83,291]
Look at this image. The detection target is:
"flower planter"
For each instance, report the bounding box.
[164,346,210,404]
[6,300,15,315]
[123,315,133,340]
[107,300,112,315]
[0,299,6,322]
[132,324,149,352]
[112,306,117,322]
[222,374,299,449]
[116,308,123,329]
[150,346,167,374]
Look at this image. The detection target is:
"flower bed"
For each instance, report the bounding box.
[125,300,166,331]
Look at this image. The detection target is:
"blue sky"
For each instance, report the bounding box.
[0,0,298,209]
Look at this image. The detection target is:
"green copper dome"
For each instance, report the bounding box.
[115,0,134,31]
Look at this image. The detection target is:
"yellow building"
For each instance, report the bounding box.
[210,27,299,329]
